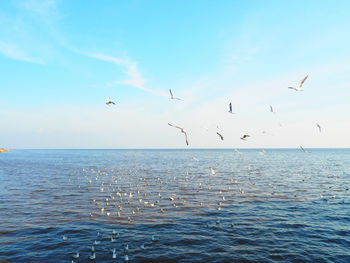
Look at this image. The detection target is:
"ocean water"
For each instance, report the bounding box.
[0,149,350,263]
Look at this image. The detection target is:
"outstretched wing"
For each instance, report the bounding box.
[184,132,189,146]
[168,123,183,130]
[299,75,308,88]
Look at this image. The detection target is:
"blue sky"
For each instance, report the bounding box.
[1,0,349,148]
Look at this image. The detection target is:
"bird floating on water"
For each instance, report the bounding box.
[240,135,250,141]
[124,255,129,261]
[89,252,96,260]
[210,167,217,176]
[169,89,182,100]
[62,235,68,241]
[168,123,189,146]
[140,243,145,250]
[152,235,159,241]
[112,248,117,259]
[288,75,308,91]
[106,97,116,106]
[94,240,101,245]
[72,252,79,259]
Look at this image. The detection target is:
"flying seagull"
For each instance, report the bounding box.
[169,89,182,100]
[316,123,321,133]
[106,97,116,105]
[216,132,224,141]
[240,135,250,141]
[168,123,189,145]
[300,146,306,152]
[288,75,308,91]
[270,105,274,113]
[228,103,234,114]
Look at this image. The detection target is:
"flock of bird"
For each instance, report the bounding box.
[105,74,320,150]
[62,74,334,262]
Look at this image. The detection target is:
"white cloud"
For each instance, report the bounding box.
[86,53,167,97]
[0,40,44,64]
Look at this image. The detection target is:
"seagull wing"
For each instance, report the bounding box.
[299,75,308,89]
[316,123,321,132]
[229,103,232,112]
[184,132,189,146]
[168,123,184,130]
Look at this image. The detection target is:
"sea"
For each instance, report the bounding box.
[0,149,350,263]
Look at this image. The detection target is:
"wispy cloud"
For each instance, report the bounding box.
[0,40,44,64]
[86,53,167,97]
[17,0,57,18]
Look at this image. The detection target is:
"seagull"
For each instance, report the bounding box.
[89,252,96,260]
[210,167,217,176]
[168,123,189,145]
[240,135,250,141]
[106,97,116,105]
[316,123,321,133]
[62,235,68,241]
[169,89,182,100]
[94,240,101,245]
[124,244,129,252]
[228,103,234,114]
[152,235,159,242]
[72,252,79,259]
[140,244,145,250]
[112,248,117,259]
[288,75,308,91]
[270,105,274,113]
[124,255,129,261]
[300,146,306,152]
[216,132,224,141]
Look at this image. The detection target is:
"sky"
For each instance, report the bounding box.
[0,0,349,149]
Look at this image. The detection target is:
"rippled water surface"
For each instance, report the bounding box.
[1,149,350,262]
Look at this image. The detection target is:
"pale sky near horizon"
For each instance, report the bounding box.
[1,0,349,149]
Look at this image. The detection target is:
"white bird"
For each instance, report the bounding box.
[210,167,217,176]
[62,235,68,241]
[228,102,234,114]
[124,255,129,261]
[112,229,118,235]
[169,89,182,100]
[316,123,321,133]
[112,248,117,259]
[111,236,117,242]
[152,235,159,241]
[106,97,116,105]
[94,240,101,245]
[288,75,308,91]
[124,244,129,252]
[168,123,189,146]
[91,245,95,252]
[89,252,96,260]
[140,244,145,250]
[72,252,79,259]
[270,105,274,113]
[300,146,306,152]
